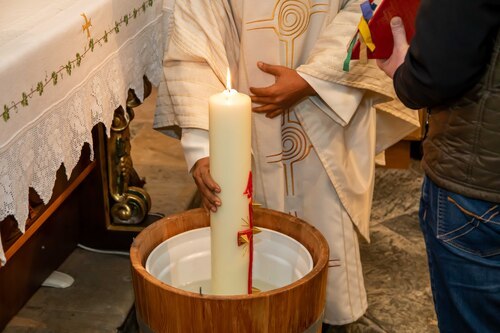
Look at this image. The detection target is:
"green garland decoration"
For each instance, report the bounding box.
[2,0,155,122]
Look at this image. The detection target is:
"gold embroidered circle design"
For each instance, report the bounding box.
[282,125,310,163]
[277,0,311,39]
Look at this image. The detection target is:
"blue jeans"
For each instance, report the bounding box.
[419,176,500,333]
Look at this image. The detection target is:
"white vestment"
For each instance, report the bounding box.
[154,0,419,325]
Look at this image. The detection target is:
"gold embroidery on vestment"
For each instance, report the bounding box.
[246,0,327,67]
[266,111,312,196]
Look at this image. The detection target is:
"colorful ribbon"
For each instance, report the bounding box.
[359,37,368,64]
[360,1,374,21]
[357,16,375,52]
[239,171,254,294]
[343,0,378,72]
[343,35,357,72]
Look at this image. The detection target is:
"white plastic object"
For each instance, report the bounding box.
[42,271,75,288]
[145,227,313,294]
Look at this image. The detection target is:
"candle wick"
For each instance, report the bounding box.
[223,88,236,96]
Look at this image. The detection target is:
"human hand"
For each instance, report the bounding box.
[376,17,409,78]
[250,62,316,118]
[191,157,221,213]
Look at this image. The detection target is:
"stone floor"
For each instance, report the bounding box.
[324,165,438,333]
[3,90,438,333]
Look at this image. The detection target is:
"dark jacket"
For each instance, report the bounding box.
[393,0,500,202]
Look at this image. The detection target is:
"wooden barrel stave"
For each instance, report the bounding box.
[130,208,329,333]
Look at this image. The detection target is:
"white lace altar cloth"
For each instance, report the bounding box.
[0,0,169,264]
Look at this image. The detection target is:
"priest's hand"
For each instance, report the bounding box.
[250,62,316,118]
[376,17,409,78]
[191,157,221,213]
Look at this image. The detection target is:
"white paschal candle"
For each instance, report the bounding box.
[209,70,252,295]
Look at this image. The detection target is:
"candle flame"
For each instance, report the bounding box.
[226,68,232,91]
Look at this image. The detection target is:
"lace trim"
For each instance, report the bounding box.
[0,14,164,264]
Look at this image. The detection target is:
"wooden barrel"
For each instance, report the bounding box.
[130,207,329,333]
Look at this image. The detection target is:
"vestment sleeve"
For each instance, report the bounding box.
[298,72,363,126]
[180,128,210,172]
[156,0,240,130]
[296,0,367,126]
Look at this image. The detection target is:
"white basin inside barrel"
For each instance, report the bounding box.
[146,227,313,294]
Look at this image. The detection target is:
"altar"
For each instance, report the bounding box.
[0,0,167,328]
